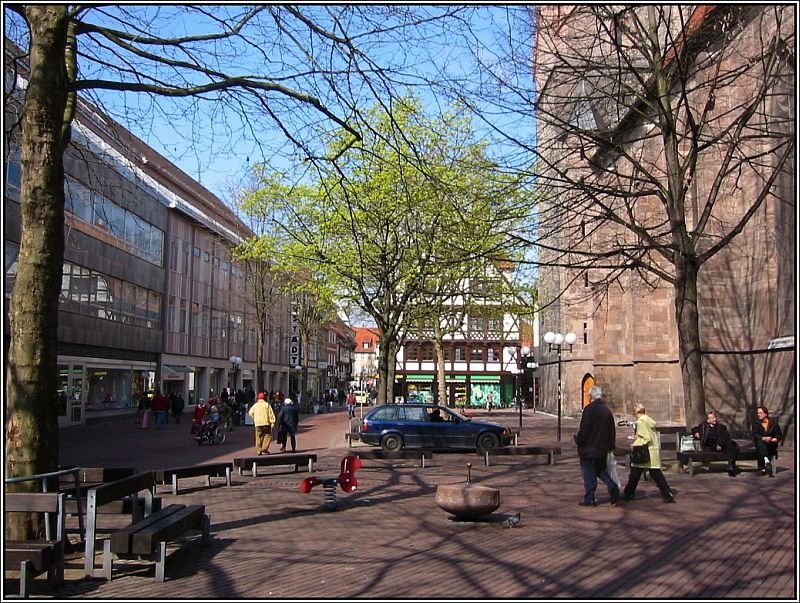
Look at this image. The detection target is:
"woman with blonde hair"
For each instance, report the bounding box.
[621,404,676,503]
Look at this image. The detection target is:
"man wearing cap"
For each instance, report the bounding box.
[248,392,276,455]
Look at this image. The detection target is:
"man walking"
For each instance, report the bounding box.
[574,385,620,507]
[248,392,276,455]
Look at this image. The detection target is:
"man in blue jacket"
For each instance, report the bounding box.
[574,385,620,507]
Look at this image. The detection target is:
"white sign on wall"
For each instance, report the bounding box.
[290,318,301,366]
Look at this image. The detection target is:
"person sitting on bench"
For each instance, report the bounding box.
[752,406,782,476]
[691,411,739,477]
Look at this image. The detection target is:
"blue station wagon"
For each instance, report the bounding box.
[360,403,514,452]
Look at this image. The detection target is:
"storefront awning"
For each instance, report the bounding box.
[405,374,435,382]
[470,375,501,382]
[163,365,194,380]
[164,365,193,373]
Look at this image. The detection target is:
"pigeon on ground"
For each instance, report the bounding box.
[503,512,521,528]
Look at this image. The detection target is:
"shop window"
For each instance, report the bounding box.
[65,177,93,223]
[471,348,483,361]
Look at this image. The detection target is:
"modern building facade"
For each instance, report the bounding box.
[533,5,795,437]
[4,45,353,425]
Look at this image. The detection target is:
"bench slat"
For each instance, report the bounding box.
[5,542,58,572]
[109,504,186,554]
[91,472,156,507]
[484,446,561,467]
[486,446,561,456]
[66,496,163,517]
[155,463,232,482]
[234,454,317,476]
[355,450,432,459]
[4,492,61,514]
[131,505,206,555]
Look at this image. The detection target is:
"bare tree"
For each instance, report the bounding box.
[438,5,794,426]
[2,4,472,536]
[532,5,794,427]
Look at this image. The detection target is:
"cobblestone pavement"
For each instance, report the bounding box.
[6,406,797,600]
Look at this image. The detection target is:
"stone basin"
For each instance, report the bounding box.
[435,483,500,520]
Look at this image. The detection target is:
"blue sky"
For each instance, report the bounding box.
[4,5,538,202]
[86,6,537,202]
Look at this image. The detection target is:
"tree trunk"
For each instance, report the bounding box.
[433,337,448,406]
[674,255,707,428]
[376,335,398,405]
[5,6,71,539]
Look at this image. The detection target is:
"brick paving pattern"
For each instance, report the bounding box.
[5,407,796,599]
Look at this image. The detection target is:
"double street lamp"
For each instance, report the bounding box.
[543,331,576,442]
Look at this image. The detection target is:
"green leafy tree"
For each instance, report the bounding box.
[243,97,532,404]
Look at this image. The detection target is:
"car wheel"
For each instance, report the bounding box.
[381,434,403,451]
[477,432,500,452]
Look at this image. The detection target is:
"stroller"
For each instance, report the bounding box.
[195,414,225,445]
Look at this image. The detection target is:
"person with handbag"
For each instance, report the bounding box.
[574,385,620,507]
[751,406,782,476]
[621,404,676,503]
[691,411,739,476]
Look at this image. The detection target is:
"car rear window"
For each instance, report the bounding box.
[398,406,427,422]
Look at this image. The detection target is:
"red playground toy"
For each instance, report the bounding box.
[300,455,362,511]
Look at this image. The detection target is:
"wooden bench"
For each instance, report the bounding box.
[84,471,158,578]
[102,503,210,582]
[676,431,776,476]
[4,492,66,598]
[483,446,562,467]
[57,467,137,541]
[233,453,317,476]
[59,467,137,493]
[154,463,233,495]
[354,449,433,468]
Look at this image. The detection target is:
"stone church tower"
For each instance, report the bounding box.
[532,5,794,437]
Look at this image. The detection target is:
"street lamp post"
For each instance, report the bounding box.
[511,366,523,435]
[515,346,538,437]
[543,331,576,442]
[229,355,242,390]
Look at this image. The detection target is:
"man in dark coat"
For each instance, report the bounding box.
[692,411,739,476]
[574,385,619,506]
[277,398,301,453]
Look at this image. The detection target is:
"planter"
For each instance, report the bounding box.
[435,483,500,520]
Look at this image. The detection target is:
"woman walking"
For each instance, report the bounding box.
[621,404,676,503]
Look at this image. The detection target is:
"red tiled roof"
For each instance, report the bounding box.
[354,327,380,352]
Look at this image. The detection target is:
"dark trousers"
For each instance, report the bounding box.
[753,440,777,469]
[281,431,296,452]
[624,466,672,500]
[703,441,738,465]
[579,456,619,503]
